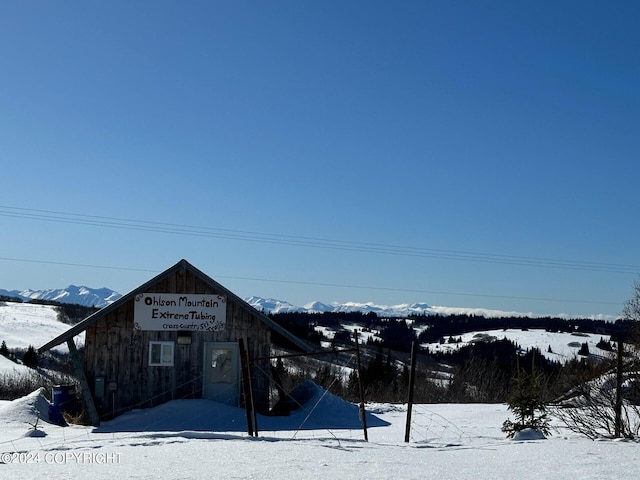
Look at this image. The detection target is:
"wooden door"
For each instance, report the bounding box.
[203,342,240,406]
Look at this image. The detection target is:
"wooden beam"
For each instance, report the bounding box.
[67,338,101,427]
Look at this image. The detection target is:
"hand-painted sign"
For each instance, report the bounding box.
[134,293,227,331]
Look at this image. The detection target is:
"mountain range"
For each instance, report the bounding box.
[0,285,122,308]
[244,296,437,317]
[241,296,571,319]
[0,286,617,320]
[0,286,439,317]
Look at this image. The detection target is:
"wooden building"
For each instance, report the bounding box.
[39,259,310,425]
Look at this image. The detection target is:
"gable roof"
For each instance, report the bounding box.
[39,259,313,353]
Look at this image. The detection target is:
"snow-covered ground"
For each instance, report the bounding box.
[0,354,76,397]
[422,328,612,363]
[0,355,33,377]
[1,385,639,479]
[0,302,83,353]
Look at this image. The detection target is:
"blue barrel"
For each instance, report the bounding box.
[51,385,77,412]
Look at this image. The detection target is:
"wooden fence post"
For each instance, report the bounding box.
[615,339,624,438]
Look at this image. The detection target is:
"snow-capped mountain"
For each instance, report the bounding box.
[243,296,611,320]
[245,296,437,317]
[0,286,617,321]
[243,296,302,314]
[0,285,121,308]
[2,289,435,317]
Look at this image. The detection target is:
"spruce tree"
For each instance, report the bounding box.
[22,345,38,368]
[502,353,550,438]
[0,340,8,357]
[578,342,590,356]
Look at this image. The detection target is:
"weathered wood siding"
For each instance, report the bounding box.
[83,268,271,419]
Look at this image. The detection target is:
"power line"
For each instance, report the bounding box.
[0,256,622,306]
[217,275,621,306]
[0,256,157,274]
[1,205,639,275]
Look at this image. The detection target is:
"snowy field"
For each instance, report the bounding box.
[1,386,639,479]
[0,355,33,377]
[0,302,83,353]
[422,328,612,363]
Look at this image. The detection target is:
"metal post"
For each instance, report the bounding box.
[238,338,254,436]
[244,338,259,437]
[404,340,418,442]
[353,330,368,442]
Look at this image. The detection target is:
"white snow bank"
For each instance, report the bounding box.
[0,387,58,428]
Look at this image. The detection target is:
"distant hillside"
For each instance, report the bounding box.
[0,285,121,308]
[267,308,632,356]
[0,302,77,352]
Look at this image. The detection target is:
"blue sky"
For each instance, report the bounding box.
[1,1,639,318]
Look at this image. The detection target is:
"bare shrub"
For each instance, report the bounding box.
[0,368,77,401]
[550,342,640,440]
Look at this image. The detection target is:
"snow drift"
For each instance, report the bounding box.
[97,381,388,433]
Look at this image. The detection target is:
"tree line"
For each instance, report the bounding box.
[268,310,628,354]
[267,309,637,409]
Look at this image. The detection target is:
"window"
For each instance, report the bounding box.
[149,341,174,366]
[209,348,233,384]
